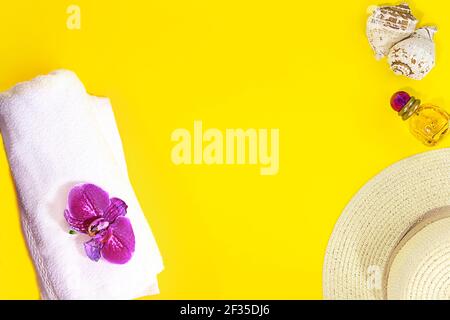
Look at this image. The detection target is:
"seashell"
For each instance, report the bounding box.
[387,26,437,80]
[366,3,418,60]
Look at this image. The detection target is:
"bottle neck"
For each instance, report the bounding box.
[399,97,421,120]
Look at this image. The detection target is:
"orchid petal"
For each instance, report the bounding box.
[64,209,88,233]
[101,217,135,264]
[84,238,103,262]
[65,184,110,233]
[103,197,128,223]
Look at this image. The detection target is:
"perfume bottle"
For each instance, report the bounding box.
[390,91,450,146]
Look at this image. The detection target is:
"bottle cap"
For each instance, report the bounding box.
[390,91,421,120]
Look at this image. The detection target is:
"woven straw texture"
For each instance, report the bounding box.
[323,149,450,300]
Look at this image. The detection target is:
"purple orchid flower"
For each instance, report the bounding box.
[64,183,135,264]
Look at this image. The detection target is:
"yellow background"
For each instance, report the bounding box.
[0,0,448,299]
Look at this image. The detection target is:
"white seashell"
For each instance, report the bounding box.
[388,26,437,80]
[366,3,418,60]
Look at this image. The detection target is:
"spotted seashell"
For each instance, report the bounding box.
[388,27,437,80]
[366,3,418,60]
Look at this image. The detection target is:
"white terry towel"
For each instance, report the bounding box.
[0,70,164,299]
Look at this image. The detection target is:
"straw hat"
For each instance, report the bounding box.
[323,149,450,300]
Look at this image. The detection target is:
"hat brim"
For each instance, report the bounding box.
[323,148,450,299]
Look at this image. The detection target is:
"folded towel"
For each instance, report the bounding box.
[0,70,163,299]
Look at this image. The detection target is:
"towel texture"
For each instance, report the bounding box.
[0,70,163,299]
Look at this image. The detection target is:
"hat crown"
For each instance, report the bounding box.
[387,215,450,299]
